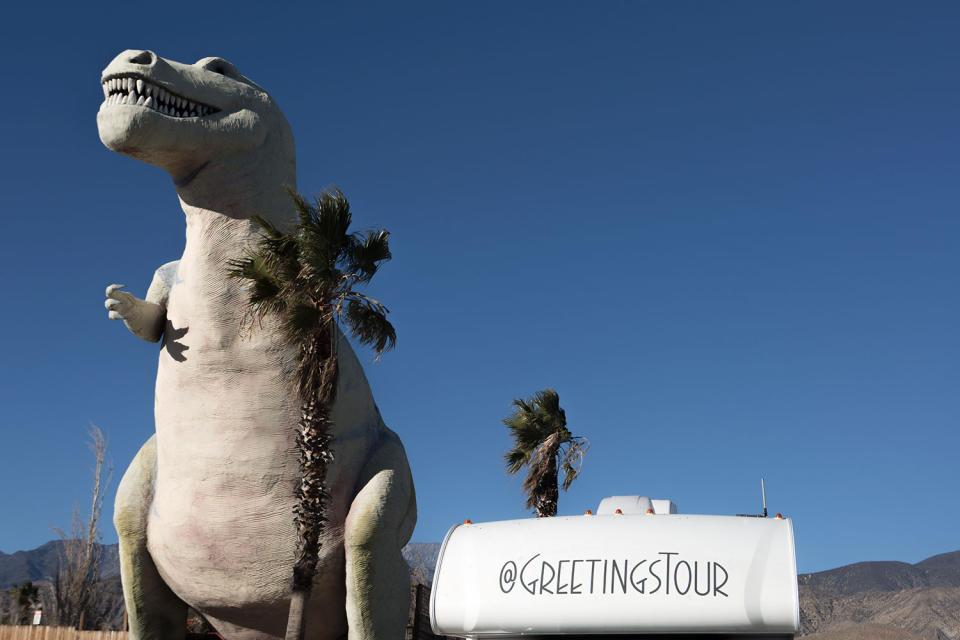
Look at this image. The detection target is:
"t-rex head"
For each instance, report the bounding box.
[97,50,295,212]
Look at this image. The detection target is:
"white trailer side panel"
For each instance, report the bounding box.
[431,514,799,637]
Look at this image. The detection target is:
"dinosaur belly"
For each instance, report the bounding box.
[148,330,300,604]
[147,275,379,628]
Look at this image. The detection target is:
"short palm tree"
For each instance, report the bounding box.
[503,389,588,517]
[13,581,39,625]
[228,186,395,640]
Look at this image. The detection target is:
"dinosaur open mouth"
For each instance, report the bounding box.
[101,75,220,118]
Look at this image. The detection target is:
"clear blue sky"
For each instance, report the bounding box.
[0,2,957,574]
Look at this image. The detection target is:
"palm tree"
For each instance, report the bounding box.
[228,186,395,640]
[502,389,588,517]
[13,581,39,625]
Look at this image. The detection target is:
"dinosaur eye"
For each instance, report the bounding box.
[197,57,238,78]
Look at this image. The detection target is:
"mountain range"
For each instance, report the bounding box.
[0,540,120,589]
[799,551,960,595]
[798,551,960,640]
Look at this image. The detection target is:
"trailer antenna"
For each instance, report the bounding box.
[736,479,770,518]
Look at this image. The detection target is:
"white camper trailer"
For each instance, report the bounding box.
[430,496,799,639]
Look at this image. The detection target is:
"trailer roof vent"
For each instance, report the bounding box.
[596,495,678,515]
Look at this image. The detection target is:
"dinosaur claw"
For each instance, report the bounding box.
[106,283,127,297]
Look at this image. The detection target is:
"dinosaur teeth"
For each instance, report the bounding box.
[100,75,221,118]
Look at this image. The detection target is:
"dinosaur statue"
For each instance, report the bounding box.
[97,49,416,640]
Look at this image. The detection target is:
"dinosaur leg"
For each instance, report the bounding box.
[344,429,417,640]
[115,435,188,640]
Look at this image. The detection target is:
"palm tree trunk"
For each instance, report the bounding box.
[285,326,338,640]
[534,455,559,518]
[285,396,334,640]
[284,590,309,640]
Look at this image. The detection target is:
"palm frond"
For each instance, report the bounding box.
[238,214,302,289]
[347,229,391,283]
[285,303,324,338]
[314,188,353,238]
[284,185,315,227]
[250,213,284,239]
[227,253,288,318]
[227,249,274,282]
[504,448,530,475]
[503,421,548,452]
[301,190,352,259]
[502,393,562,450]
[533,389,566,430]
[344,298,396,357]
[294,190,356,288]
[560,438,589,490]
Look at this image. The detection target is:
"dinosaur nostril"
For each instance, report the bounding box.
[128,50,156,66]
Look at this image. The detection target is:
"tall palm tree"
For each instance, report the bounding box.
[502,389,588,518]
[228,186,395,640]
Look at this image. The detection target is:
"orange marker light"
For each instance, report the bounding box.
[464,519,472,524]
[775,513,783,519]
[615,509,623,515]
[646,508,654,514]
[585,510,593,515]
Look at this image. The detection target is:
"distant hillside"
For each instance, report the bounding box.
[916,551,960,588]
[801,622,929,640]
[800,585,960,639]
[0,541,120,589]
[798,551,960,639]
[798,551,960,596]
